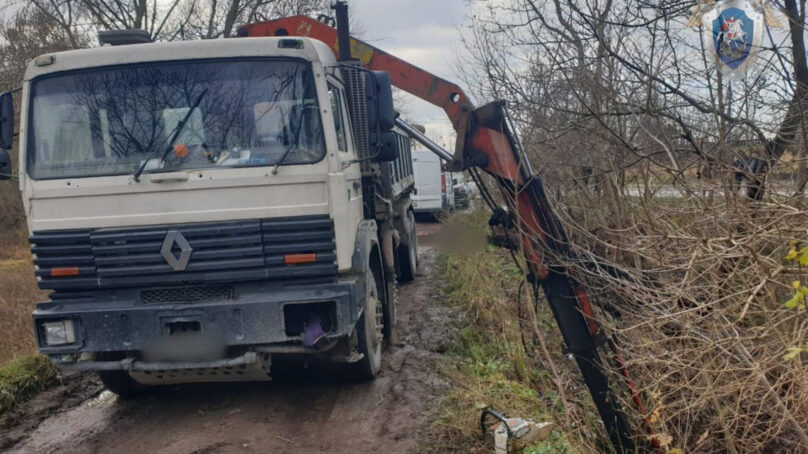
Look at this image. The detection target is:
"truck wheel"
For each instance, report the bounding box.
[397,210,418,283]
[97,370,148,399]
[348,268,383,380]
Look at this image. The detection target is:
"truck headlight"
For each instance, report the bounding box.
[42,320,76,346]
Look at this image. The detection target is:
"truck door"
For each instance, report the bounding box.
[327,80,363,260]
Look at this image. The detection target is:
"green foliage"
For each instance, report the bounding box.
[784,245,808,267]
[782,245,808,361]
[784,281,807,310]
[784,343,808,361]
[524,431,571,454]
[0,354,57,414]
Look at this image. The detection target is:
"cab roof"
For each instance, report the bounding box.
[24,37,337,81]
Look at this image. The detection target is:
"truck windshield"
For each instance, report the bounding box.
[27,59,325,180]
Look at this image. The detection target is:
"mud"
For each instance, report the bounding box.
[0,225,453,454]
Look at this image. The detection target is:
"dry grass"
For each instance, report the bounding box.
[0,257,45,364]
[426,211,583,454]
[0,160,38,364]
[0,227,28,262]
[0,157,57,412]
[0,155,25,237]
[0,189,60,414]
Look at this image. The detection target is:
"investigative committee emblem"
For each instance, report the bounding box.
[687,0,779,75]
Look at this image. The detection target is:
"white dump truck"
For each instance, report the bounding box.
[0,21,419,396]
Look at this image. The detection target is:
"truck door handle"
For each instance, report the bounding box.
[149,172,189,183]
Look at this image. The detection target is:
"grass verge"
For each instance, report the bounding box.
[0,232,57,415]
[426,210,580,453]
[0,354,57,414]
[0,257,45,363]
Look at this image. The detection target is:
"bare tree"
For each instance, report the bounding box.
[27,0,330,42]
[27,0,84,47]
[0,8,86,90]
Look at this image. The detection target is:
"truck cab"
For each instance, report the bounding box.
[0,35,417,395]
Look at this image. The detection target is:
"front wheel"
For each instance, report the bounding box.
[347,268,383,380]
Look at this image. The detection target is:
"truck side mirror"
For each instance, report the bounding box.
[0,92,13,150]
[0,149,9,180]
[365,71,394,132]
[371,131,398,162]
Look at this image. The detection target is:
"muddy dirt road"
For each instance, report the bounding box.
[1,226,453,454]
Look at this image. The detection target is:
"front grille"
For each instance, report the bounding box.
[141,286,235,304]
[31,215,337,292]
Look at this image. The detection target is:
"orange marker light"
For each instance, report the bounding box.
[174,143,189,159]
[51,267,80,277]
[284,253,316,266]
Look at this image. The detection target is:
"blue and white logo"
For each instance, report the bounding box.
[702,1,764,75]
[713,8,754,69]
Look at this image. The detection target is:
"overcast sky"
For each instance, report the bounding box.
[349,0,472,144]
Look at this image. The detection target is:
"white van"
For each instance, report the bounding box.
[412,148,451,215]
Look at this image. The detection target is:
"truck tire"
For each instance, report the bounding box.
[348,268,383,380]
[397,210,418,283]
[97,370,149,399]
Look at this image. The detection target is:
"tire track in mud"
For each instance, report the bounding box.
[1,225,453,454]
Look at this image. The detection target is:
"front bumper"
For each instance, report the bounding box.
[34,280,359,361]
[56,351,261,371]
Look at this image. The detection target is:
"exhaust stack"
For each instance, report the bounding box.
[333,1,351,61]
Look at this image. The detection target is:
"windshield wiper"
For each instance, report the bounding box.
[271,144,298,175]
[271,105,312,175]
[133,89,208,182]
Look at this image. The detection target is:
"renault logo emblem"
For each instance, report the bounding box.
[161,231,193,271]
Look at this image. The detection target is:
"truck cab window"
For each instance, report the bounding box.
[328,84,349,153]
[27,59,325,180]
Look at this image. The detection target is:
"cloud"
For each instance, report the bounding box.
[348,0,469,123]
[351,0,466,34]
